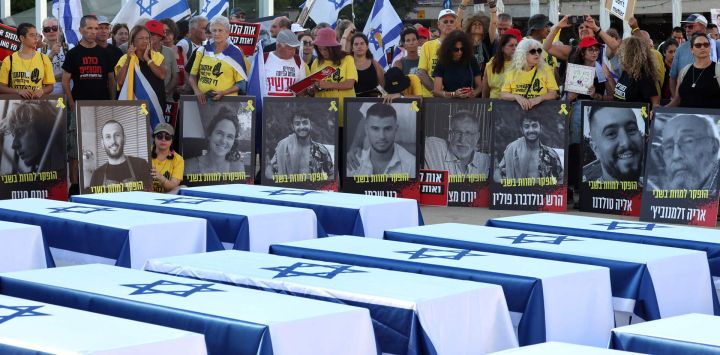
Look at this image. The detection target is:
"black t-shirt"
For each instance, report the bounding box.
[432,57,482,92]
[103,44,124,68]
[679,62,720,109]
[62,44,114,100]
[613,71,657,105]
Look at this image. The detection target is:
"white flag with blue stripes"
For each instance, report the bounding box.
[362,0,403,69]
[51,0,82,46]
[199,0,228,20]
[308,0,352,27]
[112,0,191,26]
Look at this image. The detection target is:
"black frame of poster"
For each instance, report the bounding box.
[343,97,422,199]
[422,98,491,207]
[179,95,256,186]
[489,100,569,211]
[0,94,67,200]
[77,100,152,194]
[261,97,339,190]
[578,101,649,216]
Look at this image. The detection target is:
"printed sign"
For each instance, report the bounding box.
[229,22,261,56]
[419,169,449,206]
[0,24,20,62]
[604,0,637,21]
[290,66,337,95]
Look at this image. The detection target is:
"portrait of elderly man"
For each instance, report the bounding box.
[649,114,720,193]
[583,106,645,182]
[494,113,564,183]
[89,120,150,188]
[424,110,490,175]
[347,103,416,177]
[265,108,334,179]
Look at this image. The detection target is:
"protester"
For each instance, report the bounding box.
[0,23,54,98]
[708,24,719,40]
[264,16,292,52]
[351,33,384,97]
[432,30,482,99]
[418,9,458,97]
[669,14,720,98]
[229,8,247,22]
[566,37,612,103]
[482,31,519,98]
[111,23,130,47]
[336,19,355,53]
[659,38,678,101]
[151,123,183,194]
[160,18,184,101]
[544,14,620,64]
[393,27,420,75]
[265,29,308,96]
[612,37,660,107]
[146,20,177,103]
[188,16,248,105]
[39,17,67,95]
[671,26,685,45]
[115,25,167,111]
[430,27,440,40]
[96,16,123,67]
[463,13,490,76]
[527,14,557,69]
[501,38,558,110]
[381,67,422,102]
[178,15,208,63]
[299,33,316,67]
[417,26,429,46]
[667,33,720,109]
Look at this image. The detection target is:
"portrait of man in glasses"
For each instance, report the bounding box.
[424,109,490,176]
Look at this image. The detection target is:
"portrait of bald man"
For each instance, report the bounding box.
[583,106,645,182]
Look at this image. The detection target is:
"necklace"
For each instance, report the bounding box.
[691,65,708,88]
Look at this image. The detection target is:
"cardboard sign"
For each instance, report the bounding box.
[419,169,449,206]
[0,24,20,62]
[290,66,337,95]
[604,0,637,21]
[564,63,596,95]
[712,9,720,25]
[229,22,261,56]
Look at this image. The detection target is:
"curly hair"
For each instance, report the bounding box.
[437,30,474,68]
[619,36,659,83]
[2,100,56,136]
[206,106,242,162]
[509,38,545,72]
[462,13,489,37]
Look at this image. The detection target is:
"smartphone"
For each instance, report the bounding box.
[568,15,584,25]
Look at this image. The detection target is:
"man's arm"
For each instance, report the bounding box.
[61,70,75,110]
[107,72,117,99]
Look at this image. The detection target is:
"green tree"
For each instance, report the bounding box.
[11,0,35,15]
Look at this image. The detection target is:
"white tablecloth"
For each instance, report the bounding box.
[0,294,207,354]
[611,313,720,354]
[0,221,48,272]
[145,250,518,354]
[490,342,644,354]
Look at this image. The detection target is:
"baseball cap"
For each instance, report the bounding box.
[145,20,165,38]
[291,23,308,33]
[154,123,174,136]
[681,14,708,26]
[504,28,523,43]
[384,67,410,94]
[277,29,302,47]
[578,36,601,49]
[438,9,457,21]
[96,15,110,25]
[527,14,550,35]
[417,26,430,39]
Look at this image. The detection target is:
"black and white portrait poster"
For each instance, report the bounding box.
[0,95,67,200]
[489,100,568,211]
[423,99,491,207]
[262,97,338,190]
[579,102,648,216]
[180,96,255,186]
[640,108,720,226]
[78,101,152,194]
[344,98,421,199]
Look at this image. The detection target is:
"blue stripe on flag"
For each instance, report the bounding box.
[62,0,79,44]
[377,22,403,68]
[370,0,383,19]
[206,0,227,20]
[132,69,163,128]
[154,0,190,20]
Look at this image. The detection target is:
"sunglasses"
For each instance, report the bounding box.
[43,25,58,33]
[693,42,711,48]
[442,20,455,25]
[155,132,173,141]
[528,48,543,55]
[453,47,464,52]
[302,41,313,46]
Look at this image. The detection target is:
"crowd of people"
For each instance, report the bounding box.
[0,2,719,197]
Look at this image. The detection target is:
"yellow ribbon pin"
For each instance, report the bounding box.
[246,100,255,112]
[410,101,419,112]
[56,98,65,109]
[329,101,338,112]
[640,106,648,119]
[140,103,149,116]
[558,103,569,116]
[488,101,493,112]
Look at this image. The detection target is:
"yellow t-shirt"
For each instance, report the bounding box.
[485,58,511,99]
[310,55,357,127]
[152,153,185,193]
[404,74,423,96]
[114,51,165,89]
[190,47,249,95]
[418,39,441,97]
[501,65,559,99]
[0,51,55,91]
[652,49,665,93]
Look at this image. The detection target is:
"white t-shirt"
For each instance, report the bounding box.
[264,52,307,97]
[42,45,68,95]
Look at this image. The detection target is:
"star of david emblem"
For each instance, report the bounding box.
[47,206,115,214]
[0,305,49,324]
[497,233,582,245]
[368,26,383,50]
[593,221,671,231]
[262,188,319,196]
[136,0,159,16]
[122,280,224,297]
[201,0,211,14]
[395,247,484,260]
[262,262,367,279]
[330,0,348,10]
[156,197,222,205]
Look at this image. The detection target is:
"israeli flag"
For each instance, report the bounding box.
[118,56,164,129]
[308,0,352,27]
[247,43,266,151]
[112,0,191,26]
[51,0,82,46]
[443,0,452,9]
[362,0,403,69]
[199,0,228,21]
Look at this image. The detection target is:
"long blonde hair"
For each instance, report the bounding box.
[509,38,546,73]
[619,37,659,83]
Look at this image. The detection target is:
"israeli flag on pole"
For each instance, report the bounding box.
[51,0,82,46]
[362,0,403,69]
[309,0,352,27]
[118,56,164,129]
[443,0,452,9]
[247,43,266,151]
[199,0,228,20]
[112,0,191,26]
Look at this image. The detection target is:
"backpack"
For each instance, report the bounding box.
[677,62,720,89]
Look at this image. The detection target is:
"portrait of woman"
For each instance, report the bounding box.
[184,106,246,175]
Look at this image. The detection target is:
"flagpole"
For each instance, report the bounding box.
[297,0,316,25]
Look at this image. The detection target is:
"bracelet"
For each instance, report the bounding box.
[631,28,639,33]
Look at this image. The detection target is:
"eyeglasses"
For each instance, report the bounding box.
[693,42,711,48]
[155,132,173,141]
[43,26,58,33]
[164,29,174,36]
[528,48,543,55]
[453,47,464,52]
[449,129,479,141]
[662,136,713,155]
[303,41,313,46]
[586,47,600,52]
[442,20,455,25]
